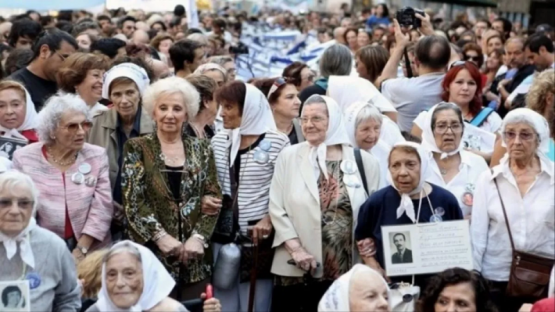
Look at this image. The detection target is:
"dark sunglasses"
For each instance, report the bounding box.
[465,55,482,62]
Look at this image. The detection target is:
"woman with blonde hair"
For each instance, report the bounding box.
[78,249,109,311]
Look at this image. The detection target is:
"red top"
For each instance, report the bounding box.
[20,130,39,143]
[0,129,38,143]
[532,298,555,312]
[41,145,74,239]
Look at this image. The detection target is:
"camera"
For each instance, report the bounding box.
[229,42,249,55]
[396,7,425,28]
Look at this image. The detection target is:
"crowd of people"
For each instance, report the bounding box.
[0,3,553,312]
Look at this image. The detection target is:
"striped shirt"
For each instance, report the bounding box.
[211,129,290,234]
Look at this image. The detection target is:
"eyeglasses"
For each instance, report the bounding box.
[503,131,536,141]
[300,116,326,125]
[465,55,482,62]
[302,73,315,82]
[433,123,463,134]
[0,198,34,210]
[61,121,93,133]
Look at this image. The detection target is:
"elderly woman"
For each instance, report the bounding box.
[282,62,315,92]
[327,76,402,145]
[0,80,38,143]
[269,95,380,311]
[418,103,489,217]
[491,69,555,165]
[0,170,81,311]
[194,63,227,88]
[318,264,391,312]
[211,81,290,311]
[57,52,110,115]
[87,63,153,216]
[253,77,304,144]
[355,142,463,288]
[471,108,554,312]
[13,93,113,260]
[184,75,219,139]
[122,77,221,300]
[298,44,353,105]
[416,268,497,312]
[344,102,390,187]
[85,240,186,311]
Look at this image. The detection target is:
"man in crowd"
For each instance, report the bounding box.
[118,16,136,38]
[378,14,445,132]
[492,17,512,39]
[391,233,413,264]
[8,18,42,49]
[317,27,333,43]
[497,37,535,116]
[333,26,346,45]
[473,19,490,42]
[9,29,78,110]
[97,15,113,37]
[90,38,127,59]
[526,34,555,71]
[131,29,150,46]
[170,39,206,78]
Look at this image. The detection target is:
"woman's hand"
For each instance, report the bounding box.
[201,196,222,216]
[357,238,377,257]
[182,237,205,263]
[291,247,318,273]
[203,298,222,312]
[252,215,273,245]
[72,248,85,263]
[156,235,183,258]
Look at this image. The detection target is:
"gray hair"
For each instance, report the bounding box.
[431,102,464,132]
[194,63,227,82]
[0,170,39,215]
[103,241,142,264]
[303,95,329,116]
[356,105,383,129]
[142,76,200,119]
[36,93,91,144]
[209,56,234,67]
[187,33,208,46]
[319,44,353,77]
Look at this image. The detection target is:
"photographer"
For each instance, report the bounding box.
[377,10,451,133]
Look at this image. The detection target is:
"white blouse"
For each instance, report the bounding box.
[369,140,391,188]
[471,157,554,281]
[426,150,489,216]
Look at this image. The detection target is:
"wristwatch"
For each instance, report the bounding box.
[76,245,89,256]
[192,234,208,248]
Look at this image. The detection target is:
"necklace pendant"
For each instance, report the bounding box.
[440,168,448,175]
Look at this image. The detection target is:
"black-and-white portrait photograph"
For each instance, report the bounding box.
[0,281,30,312]
[0,137,27,161]
[389,232,413,264]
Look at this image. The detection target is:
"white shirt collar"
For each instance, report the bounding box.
[492,155,554,185]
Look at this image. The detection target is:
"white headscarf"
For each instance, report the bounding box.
[227,83,277,166]
[95,240,176,312]
[0,218,36,269]
[102,63,151,99]
[194,63,227,78]
[318,264,390,312]
[0,85,38,135]
[303,95,351,180]
[387,142,431,223]
[327,76,397,113]
[421,103,463,160]
[500,108,551,162]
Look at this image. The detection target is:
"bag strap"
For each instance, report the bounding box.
[491,169,516,252]
[354,148,368,195]
[470,107,494,127]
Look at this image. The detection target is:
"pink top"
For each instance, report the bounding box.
[13,142,113,249]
